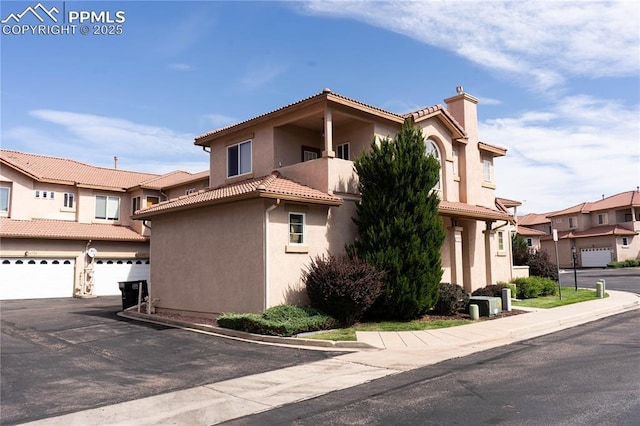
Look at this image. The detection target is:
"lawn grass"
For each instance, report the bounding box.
[303,318,472,341]
[512,288,607,309]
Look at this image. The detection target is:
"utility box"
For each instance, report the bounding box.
[469,296,502,317]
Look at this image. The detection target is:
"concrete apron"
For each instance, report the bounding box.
[23,290,639,426]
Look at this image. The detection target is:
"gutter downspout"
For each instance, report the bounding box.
[264,199,280,310]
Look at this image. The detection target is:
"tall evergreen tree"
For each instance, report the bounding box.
[349,119,446,320]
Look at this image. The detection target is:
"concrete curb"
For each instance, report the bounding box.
[119,290,640,352]
[117,310,376,351]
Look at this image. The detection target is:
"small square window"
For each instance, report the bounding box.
[622,237,630,246]
[336,143,350,160]
[289,213,305,244]
[64,193,75,209]
[227,140,252,177]
[526,238,533,247]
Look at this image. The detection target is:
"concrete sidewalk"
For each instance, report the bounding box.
[24,290,639,426]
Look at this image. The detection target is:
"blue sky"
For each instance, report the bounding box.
[1,0,639,214]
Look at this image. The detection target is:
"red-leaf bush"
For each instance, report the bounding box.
[431,283,469,315]
[303,254,384,326]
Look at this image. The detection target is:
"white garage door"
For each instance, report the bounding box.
[581,248,612,268]
[93,259,150,296]
[0,258,75,300]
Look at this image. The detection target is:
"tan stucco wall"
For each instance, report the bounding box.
[148,199,265,315]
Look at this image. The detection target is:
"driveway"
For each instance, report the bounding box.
[0,296,338,425]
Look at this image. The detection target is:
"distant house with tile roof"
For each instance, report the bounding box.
[0,150,208,299]
[540,190,640,268]
[133,88,519,317]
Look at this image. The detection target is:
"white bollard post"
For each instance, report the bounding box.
[596,280,604,298]
[470,304,479,320]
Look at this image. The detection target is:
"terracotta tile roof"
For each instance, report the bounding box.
[133,171,342,219]
[496,197,522,208]
[478,141,507,156]
[518,213,552,225]
[0,218,147,241]
[517,226,548,236]
[548,190,640,217]
[402,105,467,137]
[1,149,159,191]
[140,170,208,190]
[541,225,637,240]
[196,89,403,142]
[439,200,513,221]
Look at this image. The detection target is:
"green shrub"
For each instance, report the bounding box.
[512,276,557,299]
[217,305,337,337]
[607,260,640,268]
[431,283,469,315]
[303,254,385,326]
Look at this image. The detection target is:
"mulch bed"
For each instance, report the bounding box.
[420,308,527,322]
[144,306,527,329]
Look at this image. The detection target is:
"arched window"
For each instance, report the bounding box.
[426,139,442,190]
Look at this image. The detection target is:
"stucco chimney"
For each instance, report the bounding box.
[443,87,479,138]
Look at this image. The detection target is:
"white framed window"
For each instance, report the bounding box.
[0,187,9,214]
[227,140,252,177]
[483,158,493,182]
[95,195,120,220]
[597,213,607,225]
[132,196,141,215]
[568,216,577,229]
[63,193,75,209]
[497,231,505,251]
[621,237,630,247]
[426,139,442,190]
[185,188,196,195]
[526,238,533,247]
[336,142,350,160]
[289,212,305,244]
[35,190,40,198]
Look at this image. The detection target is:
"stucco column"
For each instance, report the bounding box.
[483,222,494,286]
[449,225,464,285]
[322,108,335,158]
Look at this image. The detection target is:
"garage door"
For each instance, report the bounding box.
[93,259,150,296]
[0,258,75,299]
[581,248,612,268]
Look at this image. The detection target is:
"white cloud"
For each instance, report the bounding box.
[168,63,192,71]
[5,111,208,174]
[300,0,639,92]
[203,113,239,128]
[482,95,640,213]
[240,64,285,90]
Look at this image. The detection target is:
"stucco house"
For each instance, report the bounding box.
[0,150,207,299]
[517,212,552,252]
[133,88,518,318]
[540,190,640,268]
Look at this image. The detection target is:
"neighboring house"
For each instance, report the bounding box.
[517,212,553,252]
[540,190,640,268]
[0,150,208,300]
[133,88,518,317]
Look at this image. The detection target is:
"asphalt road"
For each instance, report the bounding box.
[225,309,640,425]
[0,296,339,425]
[559,267,640,294]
